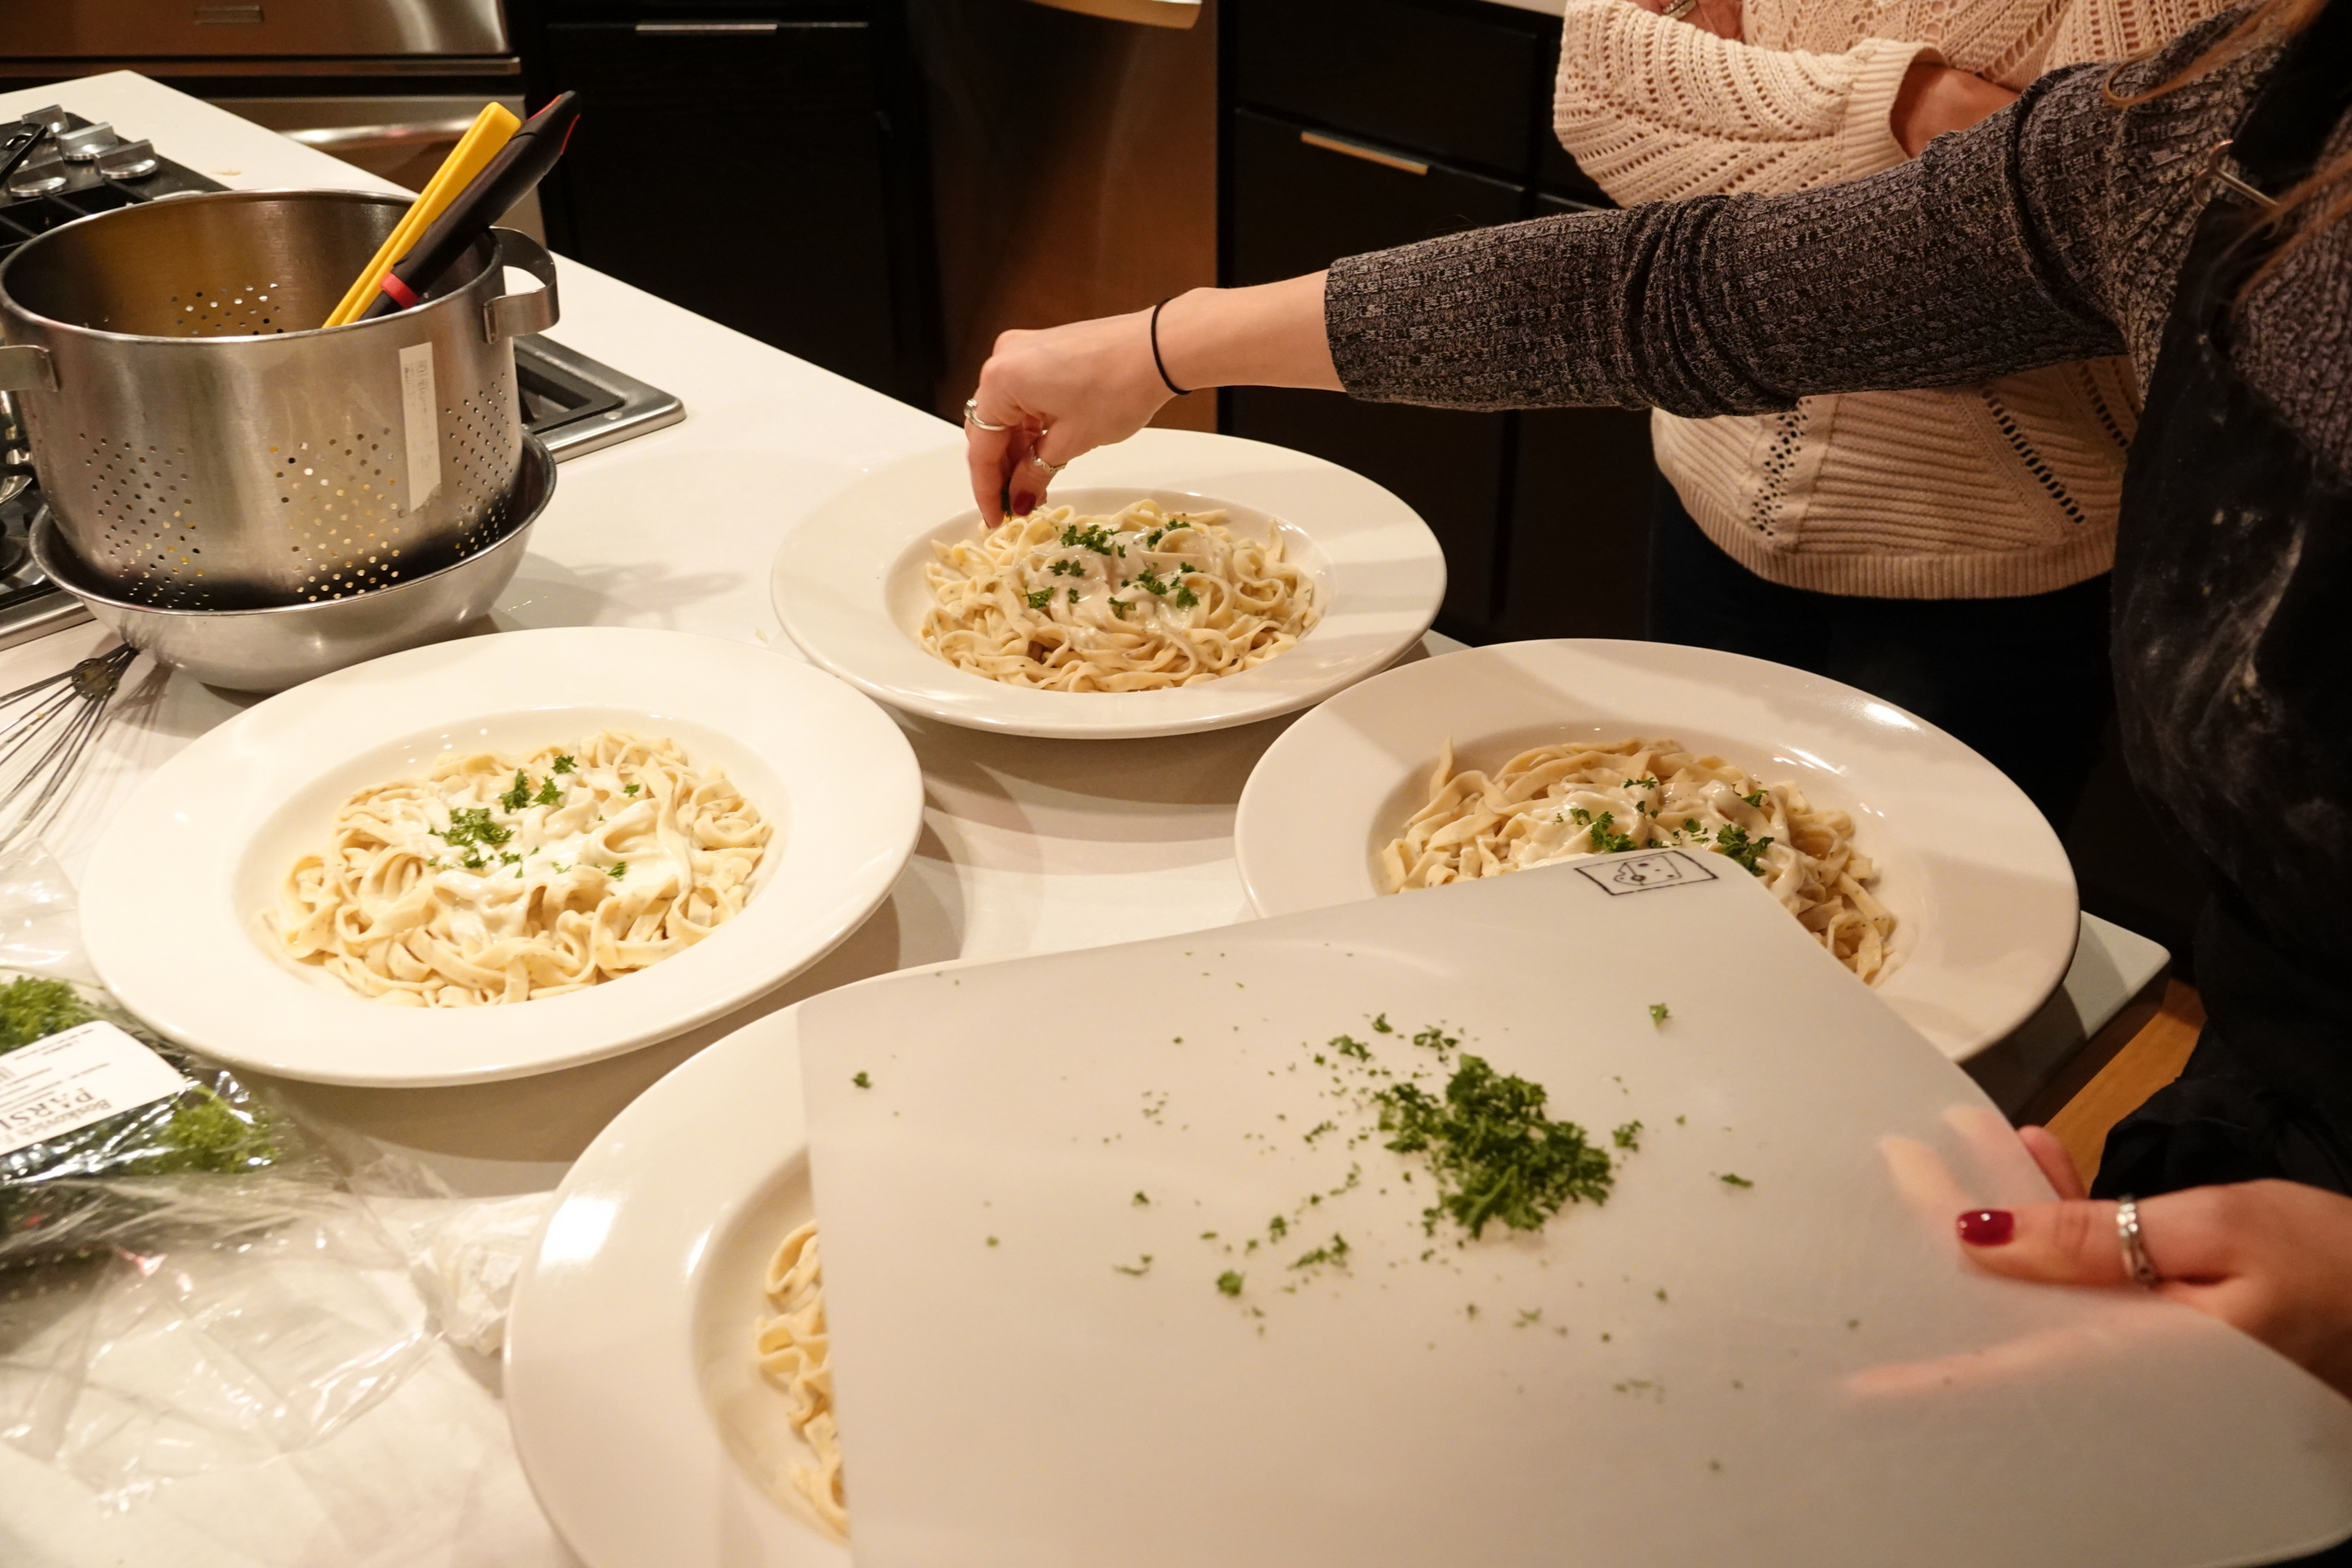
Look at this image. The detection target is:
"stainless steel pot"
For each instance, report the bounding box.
[29,434,554,693]
[0,188,557,611]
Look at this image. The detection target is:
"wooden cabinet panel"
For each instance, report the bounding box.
[1499,405,1657,641]
[537,18,914,397]
[1225,105,1522,635]
[1231,0,1543,174]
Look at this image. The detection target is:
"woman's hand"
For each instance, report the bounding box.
[966,309,1176,527]
[964,276,1340,525]
[1890,61,2020,156]
[1630,0,1742,40]
[1960,1129,2352,1400]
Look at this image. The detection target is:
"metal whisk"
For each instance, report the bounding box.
[0,644,137,858]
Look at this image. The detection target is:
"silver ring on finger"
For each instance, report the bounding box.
[1029,452,1069,474]
[1661,0,1699,18]
[963,396,1010,433]
[2115,1197,2159,1288]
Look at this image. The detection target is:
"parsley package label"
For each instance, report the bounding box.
[0,1021,191,1158]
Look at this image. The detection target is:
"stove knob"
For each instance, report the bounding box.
[95,141,159,182]
[58,124,119,164]
[6,156,67,198]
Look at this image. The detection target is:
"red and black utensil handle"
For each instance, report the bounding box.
[359,91,582,322]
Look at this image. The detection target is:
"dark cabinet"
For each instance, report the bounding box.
[1221,0,1654,642]
[521,1,937,405]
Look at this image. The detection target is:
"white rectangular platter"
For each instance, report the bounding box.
[798,851,2352,1568]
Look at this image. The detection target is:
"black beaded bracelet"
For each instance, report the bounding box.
[1149,296,1191,398]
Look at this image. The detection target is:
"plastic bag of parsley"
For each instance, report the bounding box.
[0,970,317,1267]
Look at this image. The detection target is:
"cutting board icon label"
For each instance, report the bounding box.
[1575,849,1718,895]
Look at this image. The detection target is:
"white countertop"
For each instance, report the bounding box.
[0,71,2158,1568]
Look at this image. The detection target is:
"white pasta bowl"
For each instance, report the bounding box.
[1232,638,2079,1061]
[507,1004,843,1568]
[771,427,1446,739]
[77,626,924,1087]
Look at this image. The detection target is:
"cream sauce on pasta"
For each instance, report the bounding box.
[272,730,768,1006]
[1381,738,1898,984]
[921,498,1317,691]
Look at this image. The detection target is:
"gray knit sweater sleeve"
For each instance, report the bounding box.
[1325,19,2268,417]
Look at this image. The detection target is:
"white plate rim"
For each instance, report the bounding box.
[1231,637,2079,1060]
[505,1004,842,1568]
[77,626,924,1087]
[770,427,1446,739]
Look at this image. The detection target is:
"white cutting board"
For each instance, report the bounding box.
[798,851,2352,1568]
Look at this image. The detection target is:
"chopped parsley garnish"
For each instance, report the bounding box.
[1067,587,1080,605]
[607,862,628,880]
[987,1235,1000,1247]
[1132,1190,1151,1206]
[1170,584,1199,610]
[1048,558,1083,577]
[1330,1033,1372,1062]
[498,852,522,868]
[623,783,640,797]
[1025,587,1056,609]
[1375,1053,1613,1238]
[1649,1003,1670,1027]
[1135,566,1170,596]
[1623,776,1660,790]
[1288,1234,1351,1271]
[440,807,513,850]
[1268,1215,1289,1241]
[853,1071,872,1089]
[534,775,562,807]
[1613,1120,1644,1151]
[1114,1255,1154,1276]
[552,754,576,774]
[496,770,531,811]
[1713,823,1774,874]
[1059,522,1117,555]
[1741,789,1768,808]
[1108,597,1132,620]
[1216,1270,1245,1297]
[1372,1013,1393,1033]
[1583,810,1638,853]
[1718,1172,1755,1189]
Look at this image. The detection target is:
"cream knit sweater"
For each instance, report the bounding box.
[1553,0,2226,597]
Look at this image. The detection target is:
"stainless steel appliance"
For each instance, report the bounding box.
[0,189,558,609]
[0,111,684,649]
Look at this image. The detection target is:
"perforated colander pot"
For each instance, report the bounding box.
[0,189,558,610]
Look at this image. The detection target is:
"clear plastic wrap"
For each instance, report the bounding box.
[0,843,437,1505]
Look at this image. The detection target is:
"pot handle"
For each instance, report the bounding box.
[481,228,561,344]
[0,344,56,392]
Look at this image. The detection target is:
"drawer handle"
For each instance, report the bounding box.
[1298,130,1429,176]
[632,18,867,30]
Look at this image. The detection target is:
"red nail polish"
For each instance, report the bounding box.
[1957,1209,2016,1247]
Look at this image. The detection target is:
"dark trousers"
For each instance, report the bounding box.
[1645,481,2113,830]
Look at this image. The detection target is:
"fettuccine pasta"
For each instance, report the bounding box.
[272,730,768,1006]
[758,1221,847,1538]
[1381,738,1897,983]
[921,498,1317,690]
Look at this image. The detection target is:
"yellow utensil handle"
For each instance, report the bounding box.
[322,101,520,329]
